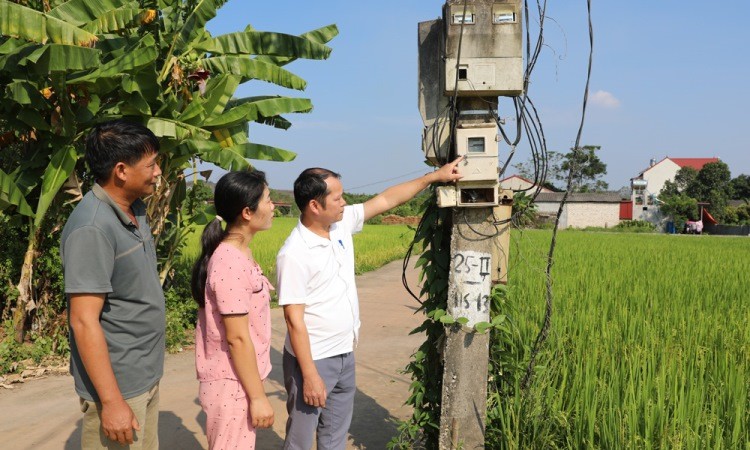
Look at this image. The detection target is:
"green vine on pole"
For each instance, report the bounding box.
[390,191,525,449]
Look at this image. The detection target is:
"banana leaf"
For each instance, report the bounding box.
[0,0,98,47]
[187,139,296,171]
[34,145,78,227]
[47,0,135,26]
[147,117,211,141]
[201,74,240,119]
[194,31,331,60]
[203,96,312,129]
[256,24,339,67]
[5,80,46,106]
[0,167,34,216]
[83,8,155,34]
[170,0,228,54]
[20,44,100,72]
[67,42,156,83]
[201,56,307,89]
[211,124,249,148]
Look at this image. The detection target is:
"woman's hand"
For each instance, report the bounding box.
[249,395,275,429]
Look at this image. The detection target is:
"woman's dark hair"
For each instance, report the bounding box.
[191,170,268,307]
[293,168,341,214]
[85,119,160,182]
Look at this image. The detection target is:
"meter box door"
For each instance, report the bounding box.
[444,0,523,97]
[455,124,499,182]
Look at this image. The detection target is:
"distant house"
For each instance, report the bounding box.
[627,157,720,224]
[534,192,626,229]
[500,175,554,194]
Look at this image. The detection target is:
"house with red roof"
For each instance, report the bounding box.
[626,156,720,223]
[500,175,554,194]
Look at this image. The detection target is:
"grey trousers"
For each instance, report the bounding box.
[282,349,356,450]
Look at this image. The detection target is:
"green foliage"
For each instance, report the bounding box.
[0,204,70,362]
[0,215,25,308]
[0,0,338,341]
[389,191,451,449]
[660,162,735,223]
[163,258,197,352]
[561,145,608,192]
[511,191,537,228]
[674,166,699,193]
[391,194,528,449]
[729,174,750,200]
[0,327,52,373]
[183,179,213,216]
[269,188,298,216]
[687,161,732,220]
[343,191,428,225]
[613,219,657,232]
[512,150,565,191]
[659,192,699,228]
[723,203,750,225]
[511,146,606,193]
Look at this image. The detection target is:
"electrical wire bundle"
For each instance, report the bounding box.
[403,0,596,392]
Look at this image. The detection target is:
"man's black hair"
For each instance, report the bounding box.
[293,168,341,213]
[85,119,160,182]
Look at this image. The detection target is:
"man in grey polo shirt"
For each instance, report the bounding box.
[61,120,164,449]
[277,158,462,450]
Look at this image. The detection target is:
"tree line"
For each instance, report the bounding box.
[0,0,337,347]
[659,161,750,226]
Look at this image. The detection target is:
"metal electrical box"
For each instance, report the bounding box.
[444,0,523,97]
[455,123,498,182]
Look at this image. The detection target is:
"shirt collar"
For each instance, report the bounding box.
[92,183,144,228]
[296,220,331,249]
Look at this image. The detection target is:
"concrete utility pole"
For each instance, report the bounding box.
[418,1,522,448]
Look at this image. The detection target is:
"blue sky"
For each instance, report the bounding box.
[207,1,750,193]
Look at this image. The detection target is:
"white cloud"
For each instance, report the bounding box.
[590,90,621,109]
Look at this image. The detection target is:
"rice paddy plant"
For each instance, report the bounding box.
[492,231,750,449]
[181,217,414,283]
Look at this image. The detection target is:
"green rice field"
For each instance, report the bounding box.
[183,220,749,448]
[499,230,750,449]
[181,217,415,283]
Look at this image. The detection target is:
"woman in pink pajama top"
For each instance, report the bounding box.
[190,170,275,449]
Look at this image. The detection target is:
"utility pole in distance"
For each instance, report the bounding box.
[418,1,522,448]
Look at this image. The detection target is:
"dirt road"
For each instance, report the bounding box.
[0,260,426,449]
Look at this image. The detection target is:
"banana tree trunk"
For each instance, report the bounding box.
[12,227,41,343]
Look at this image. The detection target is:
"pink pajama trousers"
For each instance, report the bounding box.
[199,379,257,449]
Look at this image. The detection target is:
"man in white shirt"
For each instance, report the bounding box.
[276,158,462,450]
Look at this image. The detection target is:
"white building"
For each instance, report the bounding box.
[534,192,625,229]
[628,157,720,223]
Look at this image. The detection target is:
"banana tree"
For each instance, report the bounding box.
[0,0,338,342]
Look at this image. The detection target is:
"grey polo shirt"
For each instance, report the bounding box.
[61,184,165,402]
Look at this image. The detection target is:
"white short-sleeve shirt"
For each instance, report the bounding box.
[276,204,365,360]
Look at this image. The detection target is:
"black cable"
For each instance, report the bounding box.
[459,209,501,240]
[404,0,556,313]
[401,197,443,306]
[522,0,593,392]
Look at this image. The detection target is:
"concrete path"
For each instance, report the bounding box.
[0,260,426,449]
